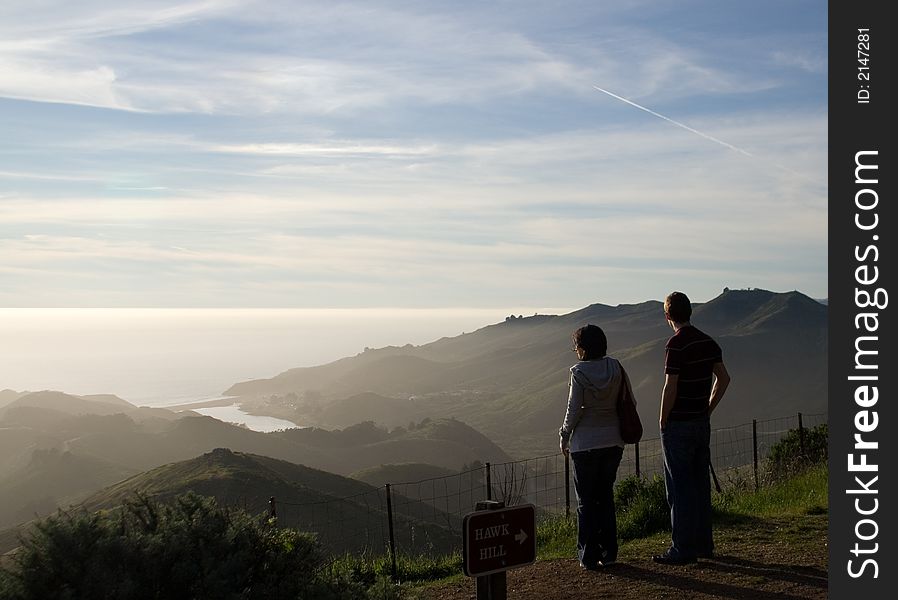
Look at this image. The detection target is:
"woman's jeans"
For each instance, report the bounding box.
[661,417,713,559]
[571,445,623,565]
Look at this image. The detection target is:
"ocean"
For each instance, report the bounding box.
[0,307,564,410]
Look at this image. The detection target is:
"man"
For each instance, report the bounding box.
[653,291,730,565]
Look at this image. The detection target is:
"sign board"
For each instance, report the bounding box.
[463,504,536,577]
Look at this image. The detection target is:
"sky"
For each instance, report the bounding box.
[0,0,828,309]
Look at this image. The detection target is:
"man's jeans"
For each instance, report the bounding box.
[571,445,623,566]
[661,418,713,559]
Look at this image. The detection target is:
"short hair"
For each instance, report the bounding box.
[572,324,607,360]
[664,291,692,323]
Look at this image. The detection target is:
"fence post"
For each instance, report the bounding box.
[485,462,492,501]
[564,453,570,519]
[752,420,759,491]
[635,442,641,478]
[798,412,806,459]
[269,496,276,519]
[385,484,398,582]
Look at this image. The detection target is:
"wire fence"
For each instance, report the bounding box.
[270,412,827,563]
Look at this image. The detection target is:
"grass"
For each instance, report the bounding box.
[330,460,828,598]
[410,460,827,569]
[714,462,827,518]
[329,551,464,587]
[535,512,578,558]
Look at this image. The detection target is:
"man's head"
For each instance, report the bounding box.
[572,324,607,360]
[664,291,692,326]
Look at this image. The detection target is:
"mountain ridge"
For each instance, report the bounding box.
[223,289,827,455]
[0,401,509,531]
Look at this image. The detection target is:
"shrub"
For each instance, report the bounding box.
[614,475,670,540]
[766,423,828,479]
[0,493,367,600]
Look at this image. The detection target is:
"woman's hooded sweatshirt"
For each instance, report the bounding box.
[559,356,625,453]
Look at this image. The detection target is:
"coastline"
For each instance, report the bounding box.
[160,397,238,411]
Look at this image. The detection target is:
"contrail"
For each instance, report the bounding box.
[592,85,754,158]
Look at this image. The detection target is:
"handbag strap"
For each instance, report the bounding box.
[617,362,636,407]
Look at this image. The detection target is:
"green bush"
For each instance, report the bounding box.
[0,493,370,600]
[766,423,828,479]
[614,475,670,540]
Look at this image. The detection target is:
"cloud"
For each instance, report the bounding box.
[0,59,137,111]
[0,223,825,308]
[0,109,825,232]
[770,50,826,74]
[212,141,440,157]
[0,1,234,42]
[0,1,796,115]
[0,1,827,308]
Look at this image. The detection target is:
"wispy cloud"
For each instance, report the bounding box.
[0,1,798,115]
[771,50,826,74]
[0,1,827,307]
[212,142,440,157]
[0,1,234,42]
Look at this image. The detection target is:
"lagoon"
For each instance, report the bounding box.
[192,403,301,433]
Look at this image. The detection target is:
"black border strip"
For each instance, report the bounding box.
[829,0,895,595]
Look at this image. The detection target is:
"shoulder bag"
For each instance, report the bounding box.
[617,364,643,444]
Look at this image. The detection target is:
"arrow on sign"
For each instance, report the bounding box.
[515,530,528,544]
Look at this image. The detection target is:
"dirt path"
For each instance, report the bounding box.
[414,515,827,599]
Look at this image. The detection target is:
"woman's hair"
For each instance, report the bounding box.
[572,324,607,360]
[664,291,692,323]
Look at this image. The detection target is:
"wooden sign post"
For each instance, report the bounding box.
[463,501,536,600]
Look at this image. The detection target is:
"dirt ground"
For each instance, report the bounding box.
[414,515,828,599]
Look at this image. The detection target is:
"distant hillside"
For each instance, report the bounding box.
[318,392,431,429]
[275,418,512,472]
[0,423,60,481]
[351,463,457,486]
[0,397,508,534]
[1,390,132,414]
[350,462,479,519]
[0,389,26,409]
[0,448,137,529]
[224,289,827,455]
[0,390,180,424]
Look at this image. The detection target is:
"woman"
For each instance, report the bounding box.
[559,324,627,570]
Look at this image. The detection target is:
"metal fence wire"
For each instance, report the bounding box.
[271,412,826,560]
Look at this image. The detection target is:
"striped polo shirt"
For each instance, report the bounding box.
[664,325,722,420]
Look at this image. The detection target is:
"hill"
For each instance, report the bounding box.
[273,417,511,472]
[224,289,827,455]
[350,462,478,519]
[0,389,25,409]
[351,463,457,486]
[0,398,508,531]
[0,390,180,424]
[0,390,132,415]
[0,448,137,528]
[76,448,459,556]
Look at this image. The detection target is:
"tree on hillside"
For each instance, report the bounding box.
[0,493,367,600]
